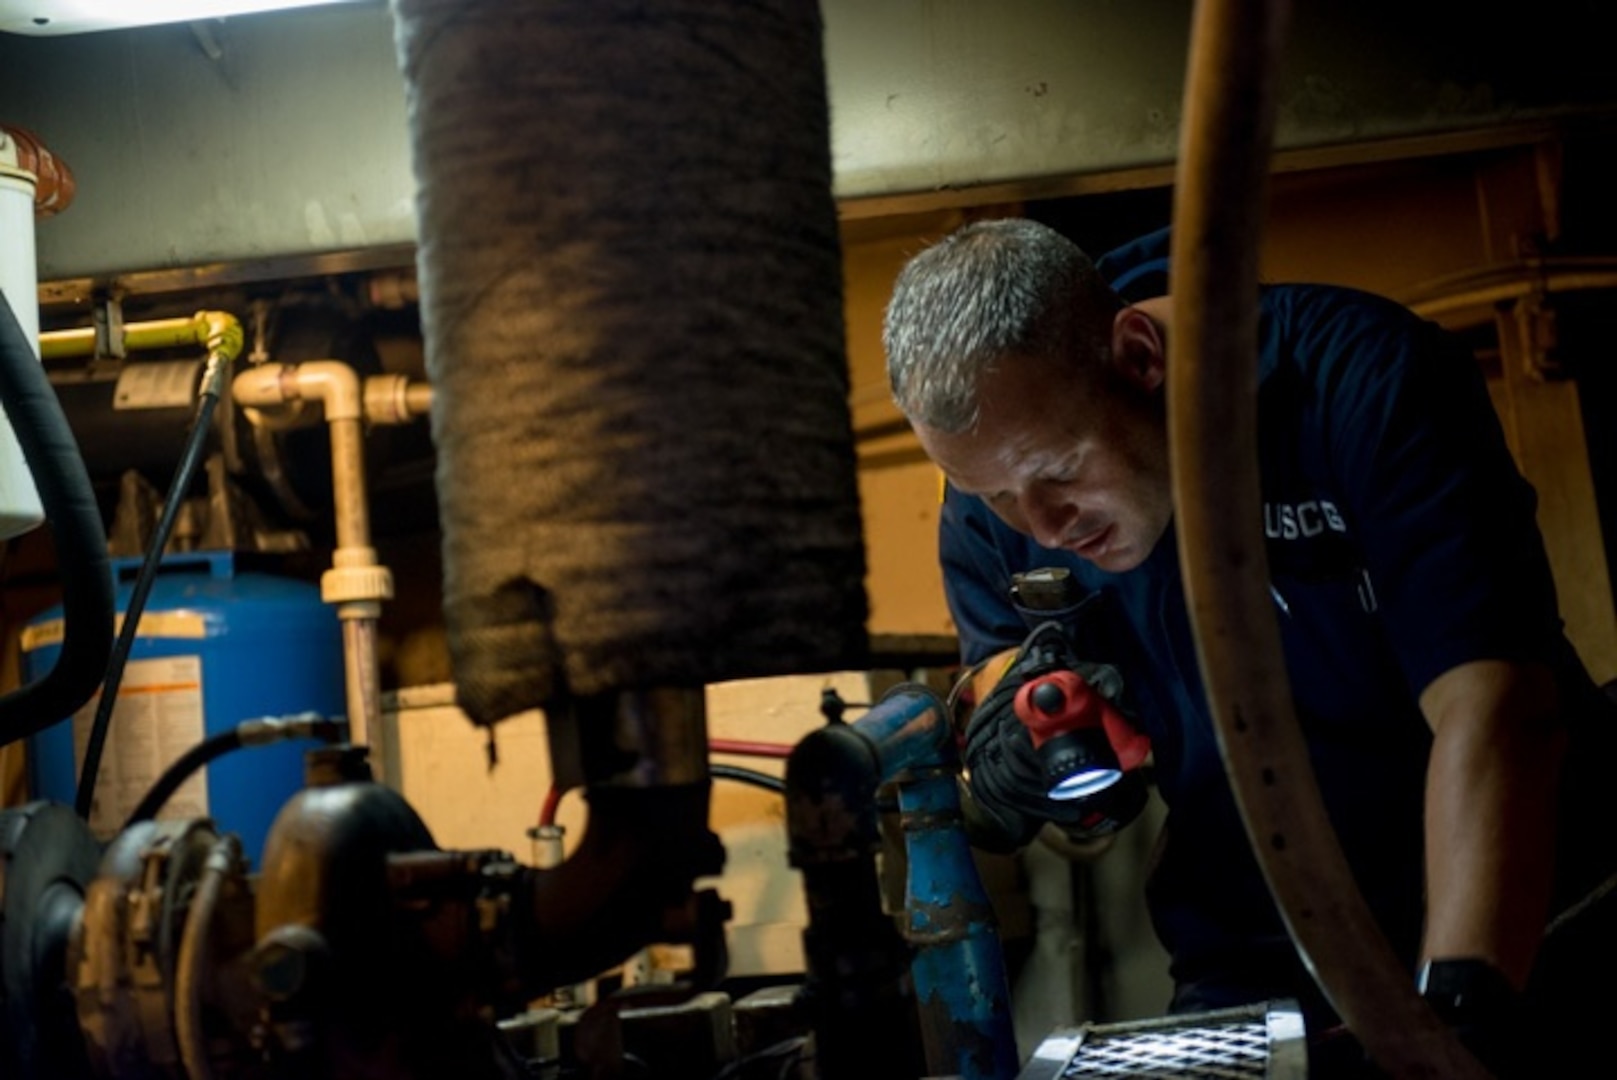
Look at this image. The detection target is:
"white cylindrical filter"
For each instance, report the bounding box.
[0,130,44,540]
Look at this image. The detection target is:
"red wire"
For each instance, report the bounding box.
[538,783,563,827]
[707,737,793,759]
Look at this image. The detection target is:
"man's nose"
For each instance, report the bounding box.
[1020,487,1077,549]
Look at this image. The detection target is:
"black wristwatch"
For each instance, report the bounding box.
[1416,957,1519,1025]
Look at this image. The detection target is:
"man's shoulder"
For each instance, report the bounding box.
[1096,226,1428,337]
[1260,280,1425,337]
[1096,227,1172,301]
[1090,228,1438,385]
[1257,281,1447,392]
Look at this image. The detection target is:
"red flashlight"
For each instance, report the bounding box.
[1014,671,1151,800]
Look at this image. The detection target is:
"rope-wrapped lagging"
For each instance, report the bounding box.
[391,0,868,723]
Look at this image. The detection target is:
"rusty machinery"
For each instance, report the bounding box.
[0,694,742,1080]
[0,683,1317,1080]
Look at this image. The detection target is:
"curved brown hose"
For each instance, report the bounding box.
[1166,1,1488,1076]
[177,833,242,1080]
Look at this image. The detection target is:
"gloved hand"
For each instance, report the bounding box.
[953,621,1150,852]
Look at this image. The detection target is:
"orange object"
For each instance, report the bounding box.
[1013,670,1151,770]
[0,124,76,217]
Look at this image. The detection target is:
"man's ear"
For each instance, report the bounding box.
[1110,307,1167,392]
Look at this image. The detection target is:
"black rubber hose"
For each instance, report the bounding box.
[710,763,784,795]
[121,727,242,827]
[123,715,346,827]
[0,291,115,747]
[77,360,226,817]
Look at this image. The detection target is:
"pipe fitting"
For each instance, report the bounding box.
[287,360,362,422]
[362,373,433,426]
[230,362,295,408]
[404,380,433,417]
[194,310,244,367]
[232,359,361,422]
[321,549,394,608]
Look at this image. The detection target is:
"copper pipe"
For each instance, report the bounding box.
[1166,1,1487,1075]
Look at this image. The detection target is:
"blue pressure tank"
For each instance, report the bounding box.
[23,550,344,865]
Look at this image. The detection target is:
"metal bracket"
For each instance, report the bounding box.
[1511,287,1565,381]
[91,291,126,362]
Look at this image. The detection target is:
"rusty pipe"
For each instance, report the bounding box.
[1166,1,1487,1076]
[510,687,722,993]
[515,782,723,994]
[785,718,927,1079]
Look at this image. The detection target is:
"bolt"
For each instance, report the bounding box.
[254,941,308,1003]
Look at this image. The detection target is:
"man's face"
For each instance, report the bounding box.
[914,333,1172,574]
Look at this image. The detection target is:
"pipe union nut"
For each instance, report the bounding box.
[362,375,412,425]
[320,564,394,605]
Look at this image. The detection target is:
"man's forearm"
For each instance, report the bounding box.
[1419,659,1566,986]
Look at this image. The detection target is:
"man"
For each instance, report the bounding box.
[883,218,1615,1073]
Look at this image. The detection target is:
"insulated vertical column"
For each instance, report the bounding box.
[389,0,868,728]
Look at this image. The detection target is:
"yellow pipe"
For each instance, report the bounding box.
[39,310,243,364]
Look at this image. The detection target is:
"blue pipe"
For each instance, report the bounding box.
[851,686,1019,1080]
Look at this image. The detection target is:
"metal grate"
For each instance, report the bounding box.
[1061,1020,1268,1077]
[1019,1001,1307,1080]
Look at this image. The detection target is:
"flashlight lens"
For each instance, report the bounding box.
[1047,767,1122,801]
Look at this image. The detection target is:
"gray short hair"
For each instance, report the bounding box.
[883,218,1119,432]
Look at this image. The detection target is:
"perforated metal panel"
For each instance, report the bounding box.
[1019,1001,1308,1080]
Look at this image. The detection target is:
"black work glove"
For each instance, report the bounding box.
[955,622,1149,852]
[1418,958,1529,1079]
[1307,960,1529,1079]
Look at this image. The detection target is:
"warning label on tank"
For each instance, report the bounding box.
[72,655,207,838]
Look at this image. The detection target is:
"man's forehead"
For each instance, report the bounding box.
[979,360,1097,437]
[917,411,1077,493]
[979,346,1105,408]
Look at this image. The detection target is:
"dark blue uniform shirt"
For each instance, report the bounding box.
[940,229,1612,1015]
